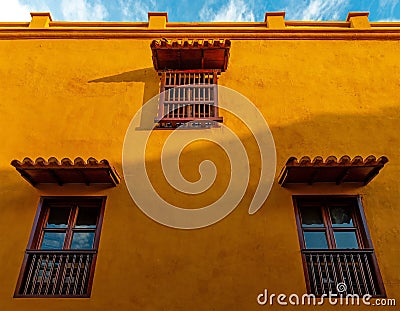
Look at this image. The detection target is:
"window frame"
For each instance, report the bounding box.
[14,196,106,298]
[293,195,386,297]
[155,69,223,128]
[294,196,368,250]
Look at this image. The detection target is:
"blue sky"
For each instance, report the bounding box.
[0,0,400,22]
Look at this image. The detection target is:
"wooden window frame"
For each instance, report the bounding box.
[293,195,386,297]
[14,196,106,298]
[295,196,367,250]
[155,69,223,129]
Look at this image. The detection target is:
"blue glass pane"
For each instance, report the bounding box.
[70,232,95,249]
[304,231,328,249]
[300,206,325,228]
[41,232,66,249]
[330,206,354,227]
[334,231,359,249]
[46,207,70,228]
[75,207,99,229]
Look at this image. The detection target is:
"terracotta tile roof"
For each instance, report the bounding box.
[278,155,388,186]
[151,39,231,71]
[11,157,120,187]
[151,38,231,49]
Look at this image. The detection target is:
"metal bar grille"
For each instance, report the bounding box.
[303,250,380,296]
[18,251,95,297]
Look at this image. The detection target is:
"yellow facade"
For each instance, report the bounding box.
[0,11,399,310]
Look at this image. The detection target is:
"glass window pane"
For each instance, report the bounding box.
[300,206,325,227]
[46,207,70,228]
[330,206,354,227]
[70,232,95,249]
[41,232,66,249]
[304,231,329,249]
[334,231,359,249]
[75,207,100,228]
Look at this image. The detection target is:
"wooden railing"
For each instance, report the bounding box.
[156,71,222,128]
[17,250,95,297]
[302,249,383,296]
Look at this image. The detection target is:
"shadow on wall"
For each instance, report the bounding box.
[88,67,159,103]
[88,67,160,129]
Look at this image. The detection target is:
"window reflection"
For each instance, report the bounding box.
[334,231,359,249]
[304,231,329,249]
[41,232,66,249]
[70,232,95,249]
[300,206,325,227]
[330,206,354,227]
[75,207,99,228]
[46,207,70,228]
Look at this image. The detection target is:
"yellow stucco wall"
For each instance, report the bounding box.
[0,15,399,310]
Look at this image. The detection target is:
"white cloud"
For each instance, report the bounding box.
[118,0,156,21]
[200,0,255,22]
[61,0,108,21]
[376,17,400,21]
[378,0,400,20]
[379,0,399,13]
[0,0,33,21]
[285,0,350,21]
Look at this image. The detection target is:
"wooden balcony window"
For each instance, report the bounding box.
[293,196,386,297]
[15,197,106,298]
[151,39,230,129]
[155,70,223,129]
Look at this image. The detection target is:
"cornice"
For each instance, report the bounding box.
[1,28,400,40]
[1,11,400,41]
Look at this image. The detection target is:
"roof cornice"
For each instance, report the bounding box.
[1,11,400,40]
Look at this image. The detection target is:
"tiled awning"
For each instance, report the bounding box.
[278,155,388,187]
[151,39,231,71]
[11,157,120,187]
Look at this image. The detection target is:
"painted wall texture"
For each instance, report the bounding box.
[0,12,399,310]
